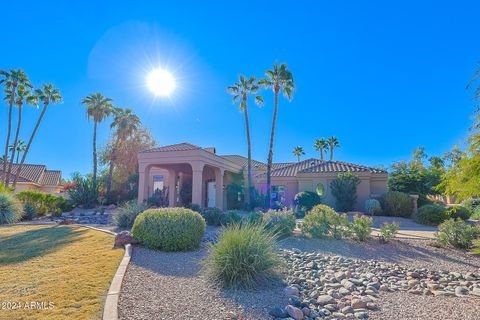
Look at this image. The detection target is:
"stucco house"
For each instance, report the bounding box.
[0,163,63,194]
[138,142,388,211]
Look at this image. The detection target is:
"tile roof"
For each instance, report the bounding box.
[266,158,325,177]
[221,155,267,170]
[39,170,62,186]
[141,142,201,153]
[0,163,62,186]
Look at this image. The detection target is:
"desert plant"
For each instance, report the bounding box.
[381,191,413,217]
[330,172,360,212]
[416,204,448,226]
[365,198,382,215]
[461,198,480,213]
[114,201,146,228]
[67,174,98,208]
[220,210,243,226]
[202,208,223,226]
[447,205,471,221]
[472,240,480,254]
[349,215,373,241]
[301,204,336,238]
[203,223,281,288]
[294,191,321,212]
[379,222,400,243]
[246,211,262,223]
[132,207,206,251]
[472,207,480,220]
[22,204,37,221]
[435,219,479,249]
[0,192,23,224]
[262,209,296,238]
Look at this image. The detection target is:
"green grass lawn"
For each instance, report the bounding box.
[0,225,124,320]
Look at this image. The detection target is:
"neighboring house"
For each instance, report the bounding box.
[0,163,63,194]
[138,142,388,211]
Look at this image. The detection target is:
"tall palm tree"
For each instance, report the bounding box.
[327,136,340,161]
[292,146,305,162]
[81,93,114,185]
[13,84,62,187]
[314,138,328,160]
[227,75,263,209]
[9,140,26,164]
[106,108,141,194]
[259,63,295,207]
[0,69,30,184]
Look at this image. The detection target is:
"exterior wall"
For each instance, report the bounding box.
[13,183,63,195]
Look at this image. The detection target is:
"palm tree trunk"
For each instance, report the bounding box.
[243,96,253,210]
[266,87,279,208]
[16,151,20,164]
[6,104,22,186]
[320,149,324,161]
[106,136,120,194]
[93,121,98,185]
[330,146,333,161]
[13,103,49,188]
[3,84,16,185]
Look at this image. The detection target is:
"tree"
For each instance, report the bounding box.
[81,93,114,186]
[292,146,305,162]
[0,69,31,185]
[326,136,340,161]
[106,108,141,194]
[227,75,263,209]
[314,138,328,160]
[13,84,62,187]
[259,62,295,208]
[10,140,26,164]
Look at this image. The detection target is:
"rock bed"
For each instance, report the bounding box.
[272,249,480,320]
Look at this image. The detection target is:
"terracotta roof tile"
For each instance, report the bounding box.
[0,163,62,186]
[299,161,386,174]
[141,142,201,153]
[40,170,62,186]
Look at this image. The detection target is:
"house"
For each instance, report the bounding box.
[0,163,63,194]
[137,142,388,211]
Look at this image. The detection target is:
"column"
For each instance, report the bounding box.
[191,162,204,207]
[168,169,177,207]
[215,168,224,210]
[138,164,150,204]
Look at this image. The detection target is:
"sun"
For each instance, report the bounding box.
[146,68,176,97]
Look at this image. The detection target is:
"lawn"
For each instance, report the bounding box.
[0,225,124,320]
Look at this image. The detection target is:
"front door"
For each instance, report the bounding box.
[207,181,216,208]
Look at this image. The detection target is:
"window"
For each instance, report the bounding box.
[316,182,325,196]
[271,185,286,207]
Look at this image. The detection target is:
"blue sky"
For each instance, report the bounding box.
[1,0,479,177]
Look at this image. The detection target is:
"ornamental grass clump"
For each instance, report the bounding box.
[204,223,281,289]
[114,201,146,228]
[0,192,23,224]
[132,207,205,251]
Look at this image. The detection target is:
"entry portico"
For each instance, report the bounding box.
[138,143,242,209]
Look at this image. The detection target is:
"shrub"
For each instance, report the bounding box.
[17,190,69,216]
[114,201,147,228]
[246,211,262,223]
[22,204,37,221]
[435,219,479,249]
[330,173,360,212]
[226,182,244,210]
[203,223,281,288]
[472,207,480,220]
[132,208,206,251]
[67,175,98,208]
[349,215,373,241]
[381,191,413,217]
[301,204,349,239]
[416,204,448,226]
[294,191,321,212]
[365,199,382,215]
[293,205,308,218]
[447,205,471,221]
[220,210,242,226]
[0,192,23,224]
[188,203,202,213]
[262,209,296,238]
[202,208,223,226]
[472,240,480,254]
[461,198,480,213]
[379,222,400,243]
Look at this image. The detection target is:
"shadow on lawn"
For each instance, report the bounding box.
[0,225,87,265]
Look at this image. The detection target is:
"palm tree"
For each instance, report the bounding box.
[327,136,340,161]
[0,69,30,184]
[81,93,114,185]
[292,146,305,162]
[106,108,141,194]
[314,138,328,160]
[227,75,263,209]
[259,63,295,207]
[6,86,37,185]
[9,140,26,164]
[13,84,62,187]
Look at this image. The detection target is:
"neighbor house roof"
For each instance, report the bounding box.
[220,155,294,171]
[0,163,62,186]
[141,142,201,153]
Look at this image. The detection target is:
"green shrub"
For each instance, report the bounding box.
[22,204,37,221]
[220,210,243,226]
[246,211,262,223]
[349,215,373,241]
[0,192,23,224]
[416,204,448,226]
[365,199,382,215]
[330,173,360,212]
[262,209,296,238]
[461,198,480,213]
[67,174,98,208]
[114,201,147,228]
[203,223,281,288]
[202,208,223,226]
[381,191,413,217]
[435,219,479,249]
[301,204,348,239]
[472,207,480,220]
[17,190,69,216]
[132,208,206,251]
[472,240,480,254]
[226,182,244,210]
[447,205,471,221]
[188,203,202,213]
[379,222,400,243]
[293,205,308,218]
[294,191,321,212]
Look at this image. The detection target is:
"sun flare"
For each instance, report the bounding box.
[147,68,176,96]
